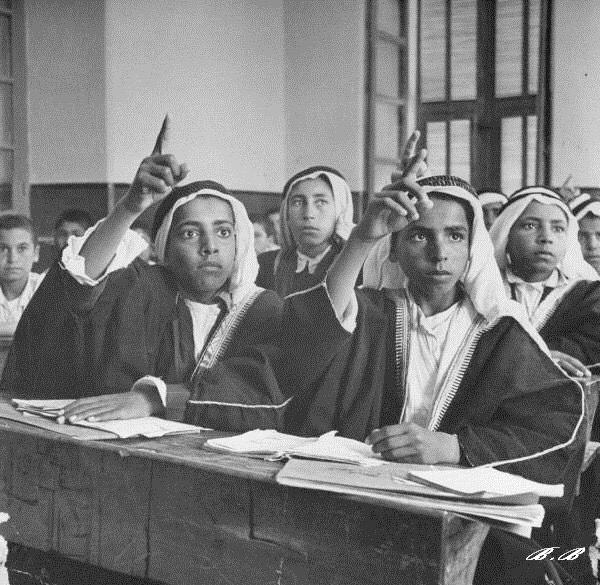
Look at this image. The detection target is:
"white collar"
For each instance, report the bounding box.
[506,267,568,289]
[296,246,332,274]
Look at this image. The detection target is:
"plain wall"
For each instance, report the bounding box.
[104,0,287,191]
[552,0,600,186]
[283,0,366,190]
[25,0,107,184]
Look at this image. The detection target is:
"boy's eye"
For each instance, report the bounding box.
[410,232,427,242]
[217,227,232,238]
[290,198,303,208]
[315,198,329,207]
[553,225,566,234]
[449,232,465,242]
[181,229,199,239]
[520,221,537,230]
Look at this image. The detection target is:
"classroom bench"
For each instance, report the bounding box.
[0,418,489,585]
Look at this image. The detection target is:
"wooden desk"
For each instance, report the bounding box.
[0,419,489,585]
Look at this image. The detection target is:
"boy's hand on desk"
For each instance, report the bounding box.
[550,350,591,377]
[57,389,163,424]
[366,423,460,465]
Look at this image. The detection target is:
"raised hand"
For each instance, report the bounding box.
[122,114,190,214]
[354,148,432,243]
[390,130,428,184]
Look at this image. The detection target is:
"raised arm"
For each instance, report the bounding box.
[80,115,189,279]
[326,147,430,317]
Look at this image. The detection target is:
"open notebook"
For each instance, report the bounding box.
[204,429,385,466]
[6,398,206,440]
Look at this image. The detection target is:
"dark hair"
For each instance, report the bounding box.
[249,213,275,238]
[54,208,93,231]
[151,180,230,241]
[283,165,346,198]
[0,214,37,245]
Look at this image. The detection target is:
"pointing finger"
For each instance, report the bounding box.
[151,114,170,156]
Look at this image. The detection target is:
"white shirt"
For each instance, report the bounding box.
[296,246,332,274]
[403,296,476,427]
[506,267,568,320]
[184,299,223,361]
[0,272,45,332]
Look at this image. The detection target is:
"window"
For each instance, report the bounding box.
[0,0,14,208]
[365,0,409,192]
[417,0,551,192]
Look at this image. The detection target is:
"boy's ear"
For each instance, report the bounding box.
[33,244,40,263]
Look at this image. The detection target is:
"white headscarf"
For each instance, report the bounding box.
[478,191,507,207]
[362,176,537,327]
[280,167,354,252]
[153,185,260,306]
[489,186,599,282]
[569,192,600,221]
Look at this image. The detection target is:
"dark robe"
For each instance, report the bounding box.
[537,280,600,364]
[256,239,344,297]
[1,260,283,400]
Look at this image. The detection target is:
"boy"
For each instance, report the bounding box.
[570,192,600,274]
[2,126,284,424]
[256,166,354,296]
[477,190,507,230]
[489,186,600,376]
[53,208,92,255]
[250,213,279,255]
[0,214,43,334]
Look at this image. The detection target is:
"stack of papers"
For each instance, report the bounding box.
[276,459,555,528]
[5,398,205,440]
[204,429,384,466]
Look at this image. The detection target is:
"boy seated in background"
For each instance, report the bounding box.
[0,214,43,335]
[53,208,92,256]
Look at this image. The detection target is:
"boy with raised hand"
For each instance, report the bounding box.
[3,117,285,428]
[270,146,583,491]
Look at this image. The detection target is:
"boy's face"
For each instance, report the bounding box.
[578,214,600,274]
[0,228,39,285]
[54,220,88,252]
[507,201,568,282]
[391,198,470,296]
[287,178,337,256]
[164,197,236,303]
[482,202,503,231]
[252,222,271,255]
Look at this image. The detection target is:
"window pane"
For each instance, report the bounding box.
[496,0,523,97]
[528,0,540,94]
[450,0,477,100]
[420,0,446,101]
[377,0,401,36]
[0,14,11,78]
[450,119,471,182]
[526,115,537,185]
[426,121,447,175]
[375,102,400,159]
[0,82,12,145]
[374,162,399,191]
[376,40,399,97]
[501,117,523,194]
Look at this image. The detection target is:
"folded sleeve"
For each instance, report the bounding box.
[61,221,149,286]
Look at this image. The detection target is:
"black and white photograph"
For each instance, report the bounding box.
[0,1,599,584]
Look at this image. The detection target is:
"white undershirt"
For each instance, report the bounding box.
[183,299,223,361]
[403,295,477,427]
[506,267,567,320]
